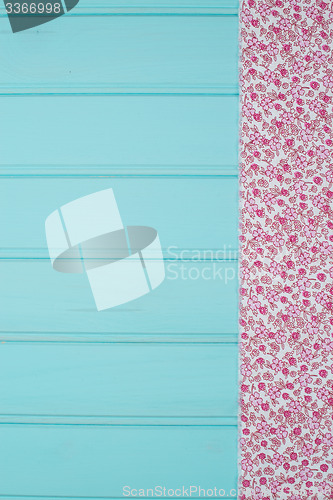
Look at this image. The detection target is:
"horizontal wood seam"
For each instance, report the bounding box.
[0,12,239,17]
[0,165,239,177]
[0,415,238,426]
[0,92,239,97]
[0,332,239,343]
[0,338,239,344]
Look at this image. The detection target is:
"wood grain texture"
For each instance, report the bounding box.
[0,96,239,166]
[0,165,238,177]
[62,0,239,15]
[0,2,240,495]
[0,425,238,497]
[1,177,238,249]
[0,260,238,334]
[0,17,238,93]
[0,333,238,343]
[0,0,239,18]
[0,343,238,417]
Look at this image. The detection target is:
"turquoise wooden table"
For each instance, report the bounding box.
[0,1,239,497]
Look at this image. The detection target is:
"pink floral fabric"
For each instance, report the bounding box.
[239,0,333,498]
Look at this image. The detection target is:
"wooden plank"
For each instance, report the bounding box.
[1,177,239,335]
[1,177,238,250]
[0,425,238,497]
[0,165,238,177]
[0,17,238,93]
[60,0,239,15]
[0,415,238,425]
[0,343,238,416]
[0,96,238,165]
[0,0,239,17]
[1,176,239,333]
[0,332,239,343]
[0,260,238,334]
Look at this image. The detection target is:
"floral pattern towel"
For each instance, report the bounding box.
[239,0,333,498]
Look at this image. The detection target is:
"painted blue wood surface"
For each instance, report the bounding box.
[2,178,238,249]
[0,260,238,333]
[0,96,239,166]
[0,343,238,417]
[0,2,239,498]
[0,426,238,498]
[0,0,239,18]
[0,17,239,92]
